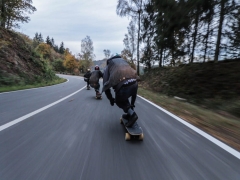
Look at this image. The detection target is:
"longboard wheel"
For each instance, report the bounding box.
[139,133,144,141]
[125,133,131,141]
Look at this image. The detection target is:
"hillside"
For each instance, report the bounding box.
[140,60,240,117]
[0,28,55,86]
[92,59,107,70]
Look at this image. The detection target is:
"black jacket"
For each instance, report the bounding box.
[84,71,92,79]
[89,70,103,84]
[102,56,137,93]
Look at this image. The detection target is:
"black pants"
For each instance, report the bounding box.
[90,82,100,91]
[115,82,138,113]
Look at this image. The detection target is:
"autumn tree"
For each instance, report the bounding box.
[0,0,36,29]
[63,48,78,72]
[35,43,52,59]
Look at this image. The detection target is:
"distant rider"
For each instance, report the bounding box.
[84,69,92,89]
[102,54,138,127]
[89,65,103,96]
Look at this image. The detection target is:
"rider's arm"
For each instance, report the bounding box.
[105,88,113,101]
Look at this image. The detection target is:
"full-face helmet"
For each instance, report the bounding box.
[95,65,100,70]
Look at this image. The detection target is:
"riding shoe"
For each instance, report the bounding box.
[122,113,130,120]
[125,112,138,127]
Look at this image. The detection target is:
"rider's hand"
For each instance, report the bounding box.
[110,98,115,106]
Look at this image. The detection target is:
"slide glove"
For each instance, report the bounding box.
[110,98,115,106]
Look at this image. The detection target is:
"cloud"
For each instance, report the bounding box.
[19,0,130,60]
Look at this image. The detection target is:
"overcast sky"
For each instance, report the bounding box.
[19,0,130,60]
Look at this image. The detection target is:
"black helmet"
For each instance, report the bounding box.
[95,65,100,70]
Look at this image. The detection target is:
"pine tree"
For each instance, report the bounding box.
[46,36,52,46]
[38,33,44,43]
[51,38,55,47]
[59,42,65,54]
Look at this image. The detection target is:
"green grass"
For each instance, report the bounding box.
[0,78,67,93]
[138,86,240,151]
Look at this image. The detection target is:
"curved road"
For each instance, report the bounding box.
[0,74,239,180]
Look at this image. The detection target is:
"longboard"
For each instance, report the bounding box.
[95,93,102,99]
[120,116,143,141]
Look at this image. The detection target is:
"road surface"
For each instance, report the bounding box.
[0,74,239,180]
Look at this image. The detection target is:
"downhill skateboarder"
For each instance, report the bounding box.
[102,54,139,127]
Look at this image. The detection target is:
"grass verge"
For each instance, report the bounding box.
[138,86,240,151]
[0,77,67,93]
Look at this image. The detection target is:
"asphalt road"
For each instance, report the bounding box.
[0,74,240,180]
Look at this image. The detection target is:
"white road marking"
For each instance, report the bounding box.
[0,86,86,132]
[0,79,69,94]
[137,95,240,160]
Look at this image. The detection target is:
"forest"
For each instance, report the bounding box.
[116,0,240,73]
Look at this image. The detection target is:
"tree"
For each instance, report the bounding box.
[38,33,44,43]
[78,36,95,72]
[78,36,95,69]
[59,42,65,54]
[123,20,137,63]
[35,43,51,59]
[141,1,161,67]
[46,36,52,47]
[213,0,237,62]
[184,0,215,63]
[121,48,132,61]
[53,45,59,53]
[117,0,144,75]
[153,0,191,66]
[0,0,36,29]
[228,8,240,58]
[33,32,44,48]
[52,59,66,72]
[63,49,78,72]
[103,49,111,58]
[200,0,215,62]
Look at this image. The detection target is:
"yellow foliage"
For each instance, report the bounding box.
[63,52,78,71]
[35,43,51,59]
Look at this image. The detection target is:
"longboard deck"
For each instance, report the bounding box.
[95,94,102,99]
[121,116,143,140]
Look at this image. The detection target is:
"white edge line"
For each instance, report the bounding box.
[0,78,70,94]
[0,86,86,132]
[137,95,240,160]
[0,73,80,94]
